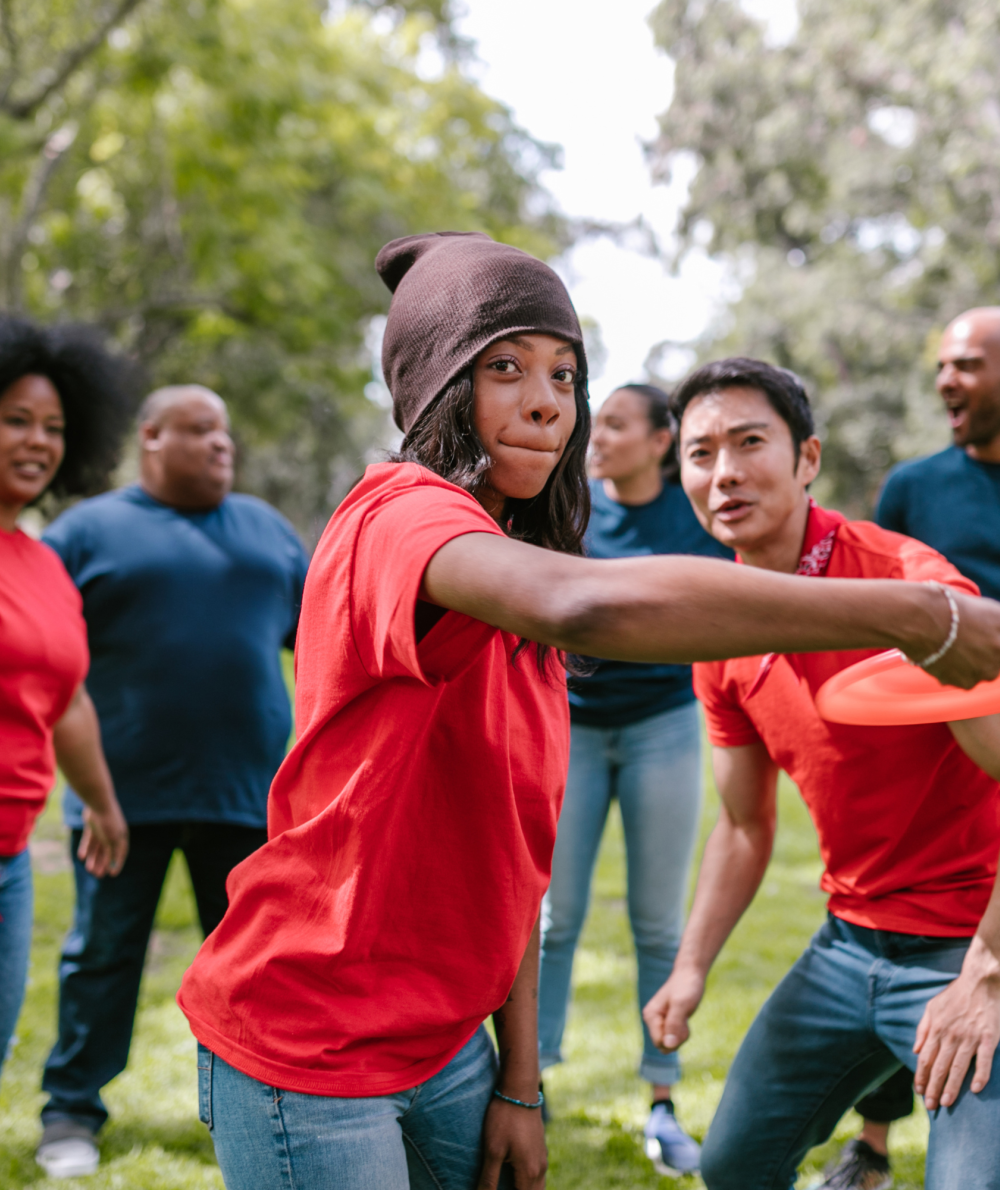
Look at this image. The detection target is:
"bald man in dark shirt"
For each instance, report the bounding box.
[35,387,308,1179]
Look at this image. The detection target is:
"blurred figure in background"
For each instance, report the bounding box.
[35,385,309,1179]
[878,305,1000,589]
[0,318,130,1108]
[537,383,732,1178]
[812,310,1000,1189]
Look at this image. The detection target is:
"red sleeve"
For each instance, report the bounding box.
[350,476,504,684]
[893,534,981,595]
[693,661,762,748]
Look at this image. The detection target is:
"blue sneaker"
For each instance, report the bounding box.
[644,1100,701,1176]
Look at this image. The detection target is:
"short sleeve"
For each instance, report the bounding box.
[874,468,908,535]
[893,535,980,596]
[693,661,762,748]
[350,477,503,683]
[41,509,85,583]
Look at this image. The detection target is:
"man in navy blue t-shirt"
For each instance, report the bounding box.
[36,385,308,1170]
[877,307,1000,599]
[815,309,1000,1187]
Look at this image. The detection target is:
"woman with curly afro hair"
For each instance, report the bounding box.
[0,316,133,1092]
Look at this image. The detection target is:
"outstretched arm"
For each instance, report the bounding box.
[422,533,1000,689]
[643,743,778,1052]
[53,685,129,878]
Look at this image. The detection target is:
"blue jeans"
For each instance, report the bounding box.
[539,700,702,1085]
[199,1025,514,1190]
[0,847,33,1079]
[702,915,1000,1190]
[42,821,267,1130]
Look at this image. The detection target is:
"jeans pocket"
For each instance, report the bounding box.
[197,1044,213,1130]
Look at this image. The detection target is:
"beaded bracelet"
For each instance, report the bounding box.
[493,1088,545,1109]
[907,581,960,670]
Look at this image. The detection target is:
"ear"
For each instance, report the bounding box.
[139,421,162,453]
[796,435,822,485]
[651,426,673,463]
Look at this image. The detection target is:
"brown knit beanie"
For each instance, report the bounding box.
[376,231,586,433]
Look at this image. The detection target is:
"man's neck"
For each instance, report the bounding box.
[139,476,225,512]
[966,432,1000,464]
[736,495,812,574]
[602,469,663,507]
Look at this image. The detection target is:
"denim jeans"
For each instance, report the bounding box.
[539,700,702,1085]
[701,915,1000,1190]
[42,821,267,1130]
[199,1025,514,1190]
[0,847,33,1078]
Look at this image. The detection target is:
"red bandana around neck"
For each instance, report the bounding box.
[745,499,847,698]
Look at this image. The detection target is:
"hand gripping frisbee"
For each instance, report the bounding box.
[816,650,1000,726]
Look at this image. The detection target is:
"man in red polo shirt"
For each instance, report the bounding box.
[643,358,1000,1190]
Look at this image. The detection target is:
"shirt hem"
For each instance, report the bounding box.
[182,1008,481,1098]
[829,903,978,938]
[0,823,37,857]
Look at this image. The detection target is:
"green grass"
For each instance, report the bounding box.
[2,793,221,1189]
[542,773,930,1189]
[1,764,929,1188]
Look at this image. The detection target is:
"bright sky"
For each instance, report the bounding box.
[455,0,799,405]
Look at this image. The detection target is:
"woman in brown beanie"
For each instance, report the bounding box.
[179,232,1000,1190]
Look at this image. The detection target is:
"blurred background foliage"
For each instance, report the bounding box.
[0,0,568,542]
[8,0,1000,529]
[647,0,1000,513]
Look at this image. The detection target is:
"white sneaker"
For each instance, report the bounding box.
[36,1134,100,1179]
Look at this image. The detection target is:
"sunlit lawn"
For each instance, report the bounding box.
[543,772,929,1190]
[1,751,929,1188]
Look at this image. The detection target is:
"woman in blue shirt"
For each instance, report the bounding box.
[538,383,731,1177]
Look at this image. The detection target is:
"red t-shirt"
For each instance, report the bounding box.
[694,502,1000,937]
[0,529,89,856]
[178,463,570,1095]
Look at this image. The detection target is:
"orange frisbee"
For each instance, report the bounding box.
[816,650,1000,725]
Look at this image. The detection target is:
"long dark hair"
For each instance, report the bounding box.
[392,369,591,673]
[615,382,680,482]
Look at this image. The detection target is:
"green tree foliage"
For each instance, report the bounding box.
[0,0,566,539]
[648,0,1000,512]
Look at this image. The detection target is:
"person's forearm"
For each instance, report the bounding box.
[673,813,774,978]
[492,916,541,1100]
[53,688,117,813]
[954,858,1000,1027]
[554,556,953,663]
[424,537,977,676]
[971,861,1000,967]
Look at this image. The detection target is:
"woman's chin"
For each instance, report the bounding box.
[487,465,557,503]
[497,480,551,503]
[0,480,48,508]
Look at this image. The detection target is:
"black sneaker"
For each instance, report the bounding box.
[816,1138,892,1190]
